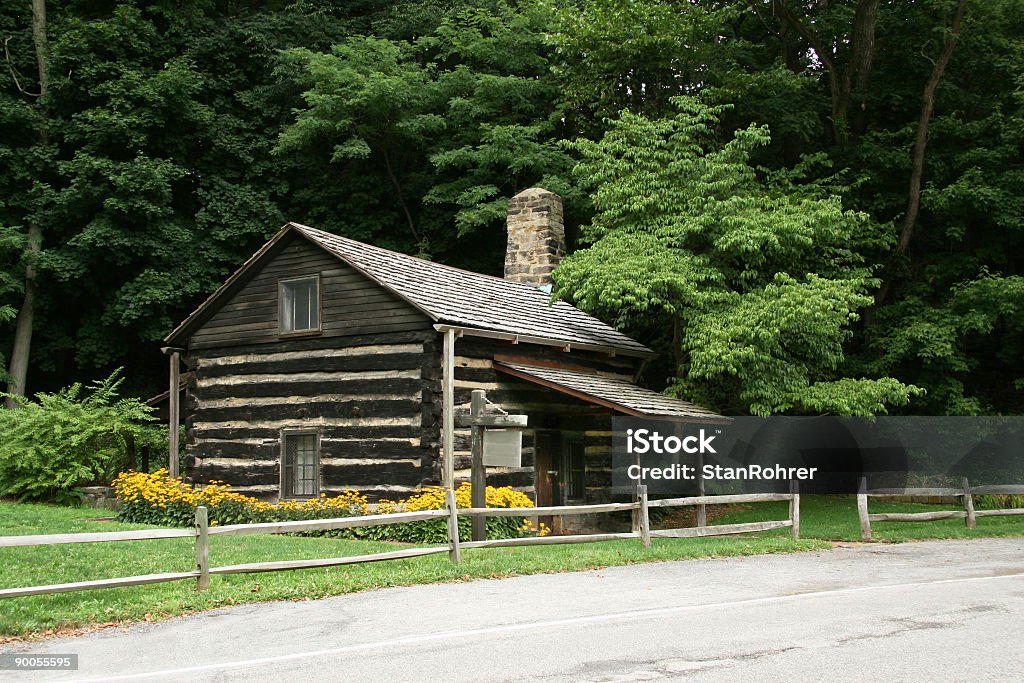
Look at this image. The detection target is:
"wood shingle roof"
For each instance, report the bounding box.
[167,222,652,357]
[288,223,653,356]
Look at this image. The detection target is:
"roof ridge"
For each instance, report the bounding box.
[289,223,556,294]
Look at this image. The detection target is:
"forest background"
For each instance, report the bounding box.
[1,0,1020,417]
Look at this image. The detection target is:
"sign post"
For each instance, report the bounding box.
[464,390,528,541]
[470,390,487,542]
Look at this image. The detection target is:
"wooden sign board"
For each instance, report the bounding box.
[483,429,523,467]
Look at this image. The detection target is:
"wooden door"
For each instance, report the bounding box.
[534,432,562,534]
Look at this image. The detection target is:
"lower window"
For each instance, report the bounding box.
[282,432,319,498]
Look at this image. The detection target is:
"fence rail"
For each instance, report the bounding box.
[856,477,1024,540]
[0,486,800,599]
[0,528,194,548]
[206,509,450,538]
[651,520,792,539]
[209,547,451,575]
[0,572,202,599]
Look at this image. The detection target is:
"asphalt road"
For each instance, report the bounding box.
[2,538,1022,682]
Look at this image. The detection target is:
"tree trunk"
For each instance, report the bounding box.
[5,0,48,408]
[845,0,881,140]
[769,0,880,147]
[30,0,47,89]
[894,0,968,255]
[875,0,968,309]
[5,223,41,407]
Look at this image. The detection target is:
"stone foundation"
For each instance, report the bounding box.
[80,486,121,510]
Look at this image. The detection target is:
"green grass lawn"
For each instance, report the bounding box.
[710,495,1024,542]
[1,495,1021,640]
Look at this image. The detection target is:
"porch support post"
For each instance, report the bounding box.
[442,327,456,490]
[163,347,182,479]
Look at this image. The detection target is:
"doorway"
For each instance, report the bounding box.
[534,431,562,534]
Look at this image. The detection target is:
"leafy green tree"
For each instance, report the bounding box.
[1,0,52,407]
[548,1,731,123]
[276,2,576,269]
[0,0,1016,419]
[1,2,345,394]
[553,98,920,415]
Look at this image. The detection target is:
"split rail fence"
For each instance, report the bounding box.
[856,477,1024,540]
[0,487,799,599]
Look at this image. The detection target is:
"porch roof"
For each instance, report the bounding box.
[494,362,723,421]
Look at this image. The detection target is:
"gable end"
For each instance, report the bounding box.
[186,232,431,350]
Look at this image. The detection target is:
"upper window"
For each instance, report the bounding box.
[279,276,320,334]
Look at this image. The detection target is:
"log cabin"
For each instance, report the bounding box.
[163,188,718,514]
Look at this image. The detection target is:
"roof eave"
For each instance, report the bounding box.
[433,323,656,359]
[164,224,296,345]
[494,363,726,423]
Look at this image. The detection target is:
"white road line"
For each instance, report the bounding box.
[67,570,1024,682]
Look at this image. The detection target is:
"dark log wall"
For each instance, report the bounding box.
[185,332,438,500]
[438,337,639,504]
[183,233,437,501]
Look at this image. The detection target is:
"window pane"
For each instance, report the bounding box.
[564,444,585,501]
[280,283,295,332]
[296,434,315,496]
[293,282,310,330]
[305,281,319,330]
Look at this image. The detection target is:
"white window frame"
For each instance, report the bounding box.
[280,430,320,499]
[278,275,321,335]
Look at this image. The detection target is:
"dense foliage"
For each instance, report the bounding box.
[0,370,163,503]
[115,470,543,542]
[0,0,1020,416]
[554,99,920,415]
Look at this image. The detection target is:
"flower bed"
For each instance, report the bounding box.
[113,470,547,541]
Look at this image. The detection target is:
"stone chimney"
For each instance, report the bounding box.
[504,187,565,288]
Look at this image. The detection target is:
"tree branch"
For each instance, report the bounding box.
[767,1,839,76]
[3,37,41,98]
[381,147,422,245]
[759,1,845,142]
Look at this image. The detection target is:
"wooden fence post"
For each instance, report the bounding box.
[857,476,872,541]
[470,390,487,542]
[638,485,651,548]
[445,489,461,564]
[194,506,209,591]
[696,449,706,528]
[789,480,800,539]
[630,447,641,534]
[125,433,137,472]
[962,477,976,529]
